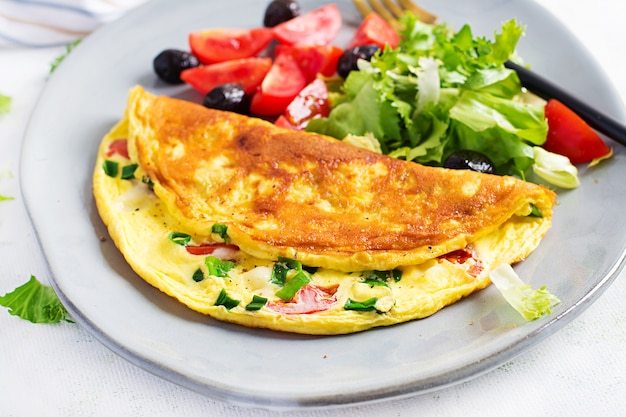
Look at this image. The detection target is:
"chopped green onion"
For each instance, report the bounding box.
[121,163,138,180]
[270,263,289,286]
[168,231,191,246]
[278,256,303,271]
[275,271,310,301]
[214,289,240,310]
[528,204,542,218]
[245,295,268,311]
[363,269,402,284]
[363,279,389,288]
[192,268,205,282]
[211,223,229,242]
[141,176,154,189]
[205,256,235,278]
[103,160,119,177]
[344,297,379,312]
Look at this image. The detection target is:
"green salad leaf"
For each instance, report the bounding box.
[489,264,560,320]
[0,94,10,114]
[307,15,551,179]
[0,276,72,324]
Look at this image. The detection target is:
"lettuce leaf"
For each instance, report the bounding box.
[0,276,72,323]
[307,16,550,178]
[489,264,560,320]
[0,94,10,114]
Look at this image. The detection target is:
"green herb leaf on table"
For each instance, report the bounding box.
[50,38,82,73]
[0,94,11,114]
[0,276,72,324]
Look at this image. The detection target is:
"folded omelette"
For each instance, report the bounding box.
[92,86,556,334]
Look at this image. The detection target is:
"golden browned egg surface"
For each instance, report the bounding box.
[127,86,556,272]
[92,86,557,334]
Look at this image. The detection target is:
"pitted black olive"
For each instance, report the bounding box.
[153,49,199,84]
[336,44,381,78]
[202,83,250,114]
[443,150,495,174]
[263,0,301,27]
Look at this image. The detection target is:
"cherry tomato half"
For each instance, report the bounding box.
[276,44,343,81]
[189,27,274,64]
[274,78,329,130]
[249,52,307,116]
[272,4,342,46]
[347,12,399,50]
[180,57,272,95]
[543,99,611,164]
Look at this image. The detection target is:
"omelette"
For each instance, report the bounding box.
[92,86,556,335]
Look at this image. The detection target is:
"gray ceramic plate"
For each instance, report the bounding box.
[20,0,626,409]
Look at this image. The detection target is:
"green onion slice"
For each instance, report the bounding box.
[214,289,240,310]
[205,256,235,278]
[528,204,542,218]
[121,163,138,180]
[275,271,310,301]
[211,223,229,242]
[192,268,205,282]
[245,295,268,311]
[103,160,119,178]
[344,297,379,312]
[168,231,191,246]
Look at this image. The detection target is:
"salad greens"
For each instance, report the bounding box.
[0,94,10,114]
[0,276,72,324]
[308,15,575,183]
[489,264,560,320]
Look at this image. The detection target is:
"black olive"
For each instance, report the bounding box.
[202,83,250,114]
[443,150,495,174]
[263,0,301,27]
[336,44,381,79]
[153,49,199,84]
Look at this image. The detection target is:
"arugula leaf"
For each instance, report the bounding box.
[0,276,72,324]
[307,16,553,180]
[0,94,11,114]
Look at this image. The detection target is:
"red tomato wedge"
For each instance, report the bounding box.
[185,243,239,257]
[266,284,338,314]
[347,12,399,49]
[276,44,343,81]
[272,4,342,46]
[105,139,129,159]
[274,78,329,130]
[543,99,611,164]
[180,57,272,95]
[189,28,274,64]
[249,52,307,116]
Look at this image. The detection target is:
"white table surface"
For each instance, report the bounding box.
[1,1,625,416]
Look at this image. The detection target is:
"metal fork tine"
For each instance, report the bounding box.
[365,0,402,30]
[381,0,404,20]
[397,0,438,24]
[353,0,439,26]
